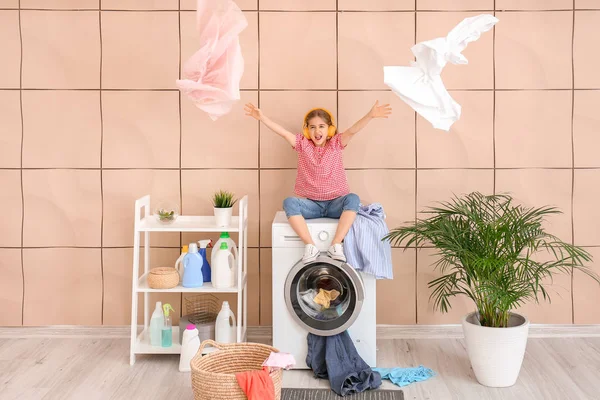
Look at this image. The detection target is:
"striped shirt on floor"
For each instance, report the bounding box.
[344,203,394,280]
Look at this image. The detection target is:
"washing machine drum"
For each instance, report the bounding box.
[284,255,365,336]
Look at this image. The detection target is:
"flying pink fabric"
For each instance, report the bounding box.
[176,0,247,120]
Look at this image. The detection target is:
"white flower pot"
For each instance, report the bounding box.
[462,311,529,388]
[214,207,233,228]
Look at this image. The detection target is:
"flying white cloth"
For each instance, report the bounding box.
[383,14,498,131]
[176,0,248,121]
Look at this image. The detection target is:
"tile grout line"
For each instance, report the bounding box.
[570,3,576,324]
[493,1,496,195]
[18,0,25,326]
[178,0,183,318]
[413,1,418,325]
[2,87,596,92]
[3,167,599,171]
[99,3,105,325]
[257,0,261,325]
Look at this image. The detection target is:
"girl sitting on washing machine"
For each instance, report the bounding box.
[244,101,392,264]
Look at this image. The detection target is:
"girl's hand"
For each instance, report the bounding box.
[369,100,392,119]
[244,103,263,121]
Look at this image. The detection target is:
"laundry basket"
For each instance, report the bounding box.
[190,339,283,400]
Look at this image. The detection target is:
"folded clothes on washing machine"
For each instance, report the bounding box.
[306,331,381,396]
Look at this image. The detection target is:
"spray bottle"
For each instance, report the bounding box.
[197,239,212,282]
[162,303,175,347]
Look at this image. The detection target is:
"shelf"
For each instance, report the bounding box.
[137,272,247,293]
[137,215,243,232]
[134,327,218,355]
[135,326,181,354]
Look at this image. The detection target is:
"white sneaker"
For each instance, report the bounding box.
[327,243,346,262]
[303,244,320,264]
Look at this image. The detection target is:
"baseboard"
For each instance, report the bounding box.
[1,324,599,340]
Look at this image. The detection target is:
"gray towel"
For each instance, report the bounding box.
[306,331,382,397]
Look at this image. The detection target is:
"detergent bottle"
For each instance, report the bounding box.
[182,243,204,288]
[197,239,212,283]
[150,301,163,346]
[215,301,236,344]
[162,303,175,348]
[179,324,200,372]
[212,242,235,289]
[174,244,188,283]
[211,232,238,267]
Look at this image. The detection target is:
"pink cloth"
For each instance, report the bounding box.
[262,352,297,370]
[176,0,247,120]
[294,133,350,201]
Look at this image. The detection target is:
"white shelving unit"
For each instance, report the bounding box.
[129,194,249,365]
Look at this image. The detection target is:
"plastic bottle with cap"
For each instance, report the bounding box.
[212,242,235,289]
[179,324,200,372]
[211,232,238,267]
[215,301,236,344]
[182,243,204,288]
[162,303,175,348]
[174,244,188,283]
[197,239,212,282]
[150,301,163,347]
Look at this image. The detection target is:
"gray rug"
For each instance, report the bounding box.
[281,388,404,399]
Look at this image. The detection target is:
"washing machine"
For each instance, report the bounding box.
[272,211,377,369]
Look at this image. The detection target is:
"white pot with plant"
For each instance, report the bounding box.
[384,192,599,388]
[212,190,237,228]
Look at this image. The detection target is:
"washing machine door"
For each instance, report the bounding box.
[284,255,365,336]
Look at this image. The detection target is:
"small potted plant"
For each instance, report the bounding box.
[154,202,180,225]
[384,192,600,388]
[212,190,237,228]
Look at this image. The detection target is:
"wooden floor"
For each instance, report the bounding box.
[1,335,599,399]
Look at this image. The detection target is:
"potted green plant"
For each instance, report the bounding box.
[384,192,599,388]
[154,202,179,225]
[212,190,237,228]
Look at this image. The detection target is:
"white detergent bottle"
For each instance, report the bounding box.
[179,324,200,372]
[174,244,188,283]
[215,301,236,344]
[211,232,238,267]
[212,242,235,289]
[150,301,163,347]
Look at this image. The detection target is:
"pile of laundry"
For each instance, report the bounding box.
[235,351,296,400]
[306,331,436,397]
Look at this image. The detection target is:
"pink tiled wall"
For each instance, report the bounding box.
[1,0,599,327]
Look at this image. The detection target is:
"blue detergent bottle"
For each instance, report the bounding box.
[182,243,204,288]
[198,239,212,282]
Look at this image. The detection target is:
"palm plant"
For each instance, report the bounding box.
[384,192,599,328]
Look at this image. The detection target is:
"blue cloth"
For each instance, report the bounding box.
[344,203,394,279]
[373,366,436,387]
[306,331,382,396]
[283,193,360,219]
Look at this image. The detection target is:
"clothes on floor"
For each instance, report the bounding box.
[283,193,360,219]
[373,366,436,387]
[262,352,297,370]
[344,203,393,279]
[235,366,275,400]
[313,289,340,309]
[306,331,382,397]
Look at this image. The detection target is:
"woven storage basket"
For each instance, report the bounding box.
[147,267,179,289]
[190,339,283,400]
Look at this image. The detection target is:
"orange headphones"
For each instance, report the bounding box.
[302,108,337,139]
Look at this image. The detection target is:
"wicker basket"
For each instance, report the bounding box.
[147,267,179,289]
[190,340,283,400]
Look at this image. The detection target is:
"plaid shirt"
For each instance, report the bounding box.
[293,133,350,201]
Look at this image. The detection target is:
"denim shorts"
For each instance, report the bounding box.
[283,193,360,219]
